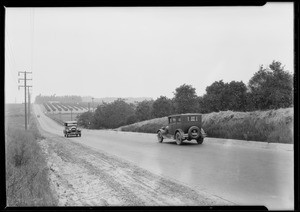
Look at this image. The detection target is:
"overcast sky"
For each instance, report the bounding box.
[5,3,294,103]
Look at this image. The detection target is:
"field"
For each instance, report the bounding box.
[42,102,91,113]
[118,108,294,144]
[5,104,57,206]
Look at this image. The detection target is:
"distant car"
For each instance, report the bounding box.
[63,121,81,137]
[157,113,207,145]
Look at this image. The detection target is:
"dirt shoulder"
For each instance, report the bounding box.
[38,129,233,206]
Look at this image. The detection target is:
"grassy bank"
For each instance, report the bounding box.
[5,104,57,206]
[118,108,294,144]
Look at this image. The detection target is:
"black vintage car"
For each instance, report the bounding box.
[63,121,81,137]
[157,113,207,145]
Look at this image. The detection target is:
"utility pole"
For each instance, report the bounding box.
[92,97,94,112]
[18,71,32,130]
[28,87,31,126]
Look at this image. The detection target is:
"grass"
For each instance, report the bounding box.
[118,108,294,144]
[201,108,293,143]
[5,104,57,206]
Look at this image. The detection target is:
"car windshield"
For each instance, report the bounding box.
[169,116,181,123]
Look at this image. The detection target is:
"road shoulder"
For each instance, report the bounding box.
[38,128,234,206]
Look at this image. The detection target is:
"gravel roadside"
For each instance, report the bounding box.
[38,129,233,206]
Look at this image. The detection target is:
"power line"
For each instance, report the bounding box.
[5,50,18,87]
[29,8,35,101]
[5,32,18,76]
[30,8,34,72]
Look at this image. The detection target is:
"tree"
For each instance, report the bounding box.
[203,80,226,112]
[152,96,174,118]
[225,81,247,111]
[248,61,293,110]
[34,94,82,103]
[135,100,154,121]
[77,111,95,128]
[93,99,135,128]
[199,80,247,112]
[173,84,198,114]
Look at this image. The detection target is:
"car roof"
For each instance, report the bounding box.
[64,121,78,124]
[168,113,202,118]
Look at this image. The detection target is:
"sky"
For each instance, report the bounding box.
[5,3,294,103]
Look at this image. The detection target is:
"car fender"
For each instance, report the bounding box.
[200,128,207,138]
[158,129,167,137]
[174,128,184,138]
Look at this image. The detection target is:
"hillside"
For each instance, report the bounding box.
[117,108,294,144]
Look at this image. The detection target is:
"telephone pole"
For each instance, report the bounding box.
[92,97,94,112]
[18,71,32,130]
[28,87,31,126]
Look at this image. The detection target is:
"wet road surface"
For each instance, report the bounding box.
[34,104,294,210]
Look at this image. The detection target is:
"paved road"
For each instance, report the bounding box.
[34,104,294,210]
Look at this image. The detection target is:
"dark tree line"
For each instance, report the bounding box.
[78,60,293,129]
[35,94,82,104]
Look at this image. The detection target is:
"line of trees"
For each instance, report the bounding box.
[35,95,82,104]
[77,60,293,129]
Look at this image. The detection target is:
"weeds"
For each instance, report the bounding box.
[118,108,293,144]
[5,105,57,206]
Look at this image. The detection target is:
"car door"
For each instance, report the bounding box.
[168,117,177,136]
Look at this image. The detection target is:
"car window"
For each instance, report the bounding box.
[177,117,181,122]
[172,118,176,123]
[190,116,198,121]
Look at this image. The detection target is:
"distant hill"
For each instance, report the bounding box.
[81,96,153,104]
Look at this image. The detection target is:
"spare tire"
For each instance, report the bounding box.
[188,126,200,139]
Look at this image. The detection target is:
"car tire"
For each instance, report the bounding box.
[157,131,163,143]
[197,137,204,144]
[188,126,200,139]
[175,132,183,145]
[79,134,81,137]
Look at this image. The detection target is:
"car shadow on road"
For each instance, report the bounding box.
[161,141,199,146]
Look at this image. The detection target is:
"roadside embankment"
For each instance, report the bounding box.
[5,104,58,206]
[118,108,293,144]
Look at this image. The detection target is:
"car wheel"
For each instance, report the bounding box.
[157,131,163,143]
[188,126,200,139]
[66,134,68,138]
[79,134,81,137]
[197,137,204,144]
[175,132,183,145]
